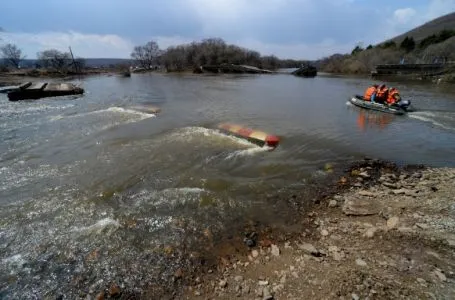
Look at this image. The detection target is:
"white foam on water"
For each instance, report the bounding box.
[408,112,455,131]
[225,145,272,160]
[72,217,120,235]
[106,106,156,119]
[2,254,25,265]
[1,254,29,275]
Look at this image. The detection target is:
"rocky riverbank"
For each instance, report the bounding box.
[178,162,455,300]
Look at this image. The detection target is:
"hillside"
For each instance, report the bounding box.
[390,12,455,44]
[317,12,455,77]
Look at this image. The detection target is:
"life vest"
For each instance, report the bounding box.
[363,86,377,101]
[387,89,400,104]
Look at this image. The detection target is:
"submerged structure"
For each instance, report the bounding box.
[7,82,84,101]
[292,64,317,77]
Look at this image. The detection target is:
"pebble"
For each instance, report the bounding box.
[364,227,378,238]
[321,229,329,236]
[416,278,427,285]
[386,216,399,230]
[434,270,447,282]
[342,199,380,216]
[271,244,280,257]
[262,287,273,300]
[234,275,244,282]
[328,200,338,208]
[273,284,284,293]
[358,190,376,197]
[258,280,269,286]
[352,293,360,300]
[291,272,299,278]
[284,242,292,249]
[252,250,259,258]
[219,279,228,288]
[392,189,408,195]
[383,181,398,189]
[298,243,319,256]
[356,258,368,267]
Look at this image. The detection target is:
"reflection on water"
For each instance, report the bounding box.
[1,73,455,298]
[351,107,396,131]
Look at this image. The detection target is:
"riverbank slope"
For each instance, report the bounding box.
[183,163,455,299]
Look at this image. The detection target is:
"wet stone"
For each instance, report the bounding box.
[343,199,380,216]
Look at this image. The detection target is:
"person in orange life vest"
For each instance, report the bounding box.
[386,87,401,105]
[375,84,388,103]
[363,84,378,101]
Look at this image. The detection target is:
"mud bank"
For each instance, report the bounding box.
[177,160,455,300]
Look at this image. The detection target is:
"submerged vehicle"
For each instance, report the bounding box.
[349,95,411,115]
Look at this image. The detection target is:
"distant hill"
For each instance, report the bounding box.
[316,12,455,75]
[389,12,455,44]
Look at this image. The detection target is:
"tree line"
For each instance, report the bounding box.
[130,38,307,71]
[0,42,85,73]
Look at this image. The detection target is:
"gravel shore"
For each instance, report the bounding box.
[181,162,455,300]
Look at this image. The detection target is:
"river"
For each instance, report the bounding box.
[1,73,455,298]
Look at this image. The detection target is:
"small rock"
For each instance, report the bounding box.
[108,284,121,298]
[284,242,292,249]
[256,287,263,297]
[434,270,447,282]
[383,182,398,189]
[271,244,280,257]
[352,293,360,300]
[298,243,320,256]
[273,284,284,293]
[258,280,269,286]
[328,200,338,208]
[252,250,259,258]
[364,227,378,238]
[358,190,376,197]
[386,216,399,230]
[291,272,299,278]
[262,287,273,300]
[321,229,329,237]
[355,258,367,267]
[219,279,228,288]
[280,275,286,284]
[392,189,407,195]
[243,284,250,294]
[234,275,244,282]
[416,278,427,285]
[342,199,380,216]
[194,290,201,296]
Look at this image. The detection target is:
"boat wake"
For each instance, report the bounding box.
[408,111,455,131]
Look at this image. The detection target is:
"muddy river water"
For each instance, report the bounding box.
[1,72,455,298]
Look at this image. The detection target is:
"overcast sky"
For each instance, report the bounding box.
[0,0,454,59]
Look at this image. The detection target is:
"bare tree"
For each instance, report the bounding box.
[131,41,161,69]
[37,49,71,72]
[1,43,26,68]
